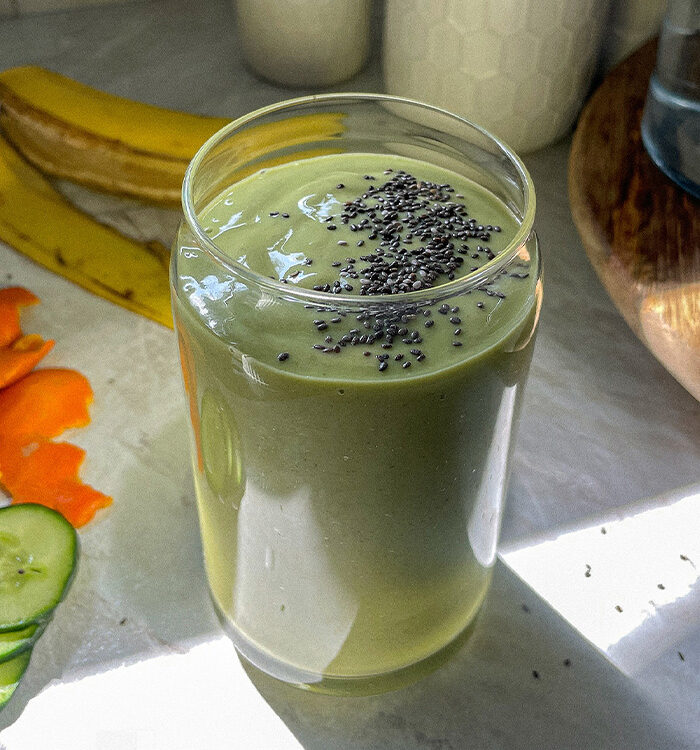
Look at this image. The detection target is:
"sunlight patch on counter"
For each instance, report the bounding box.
[0,636,302,750]
[501,485,700,675]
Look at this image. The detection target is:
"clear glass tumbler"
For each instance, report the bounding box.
[171,94,542,695]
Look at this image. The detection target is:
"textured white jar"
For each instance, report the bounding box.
[383,0,611,153]
[235,0,371,88]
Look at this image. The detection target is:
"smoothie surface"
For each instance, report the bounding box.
[178,153,537,382]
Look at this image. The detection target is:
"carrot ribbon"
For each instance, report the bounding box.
[0,287,112,526]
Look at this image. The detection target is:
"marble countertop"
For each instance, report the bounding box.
[0,1,698,748]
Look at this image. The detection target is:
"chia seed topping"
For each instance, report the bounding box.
[281,169,530,373]
[236,165,531,374]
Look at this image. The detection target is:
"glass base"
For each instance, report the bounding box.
[212,598,482,696]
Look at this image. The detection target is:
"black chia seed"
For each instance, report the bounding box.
[293,168,525,370]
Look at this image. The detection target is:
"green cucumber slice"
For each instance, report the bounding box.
[0,623,40,662]
[0,649,31,709]
[0,504,78,632]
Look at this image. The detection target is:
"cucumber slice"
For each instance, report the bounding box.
[0,504,78,632]
[0,649,31,709]
[0,623,40,662]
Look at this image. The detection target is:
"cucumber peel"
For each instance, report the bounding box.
[0,623,40,662]
[0,650,31,708]
[0,504,79,710]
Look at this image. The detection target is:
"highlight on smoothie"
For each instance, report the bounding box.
[171,94,541,694]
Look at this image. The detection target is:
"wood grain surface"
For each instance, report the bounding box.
[569,40,699,400]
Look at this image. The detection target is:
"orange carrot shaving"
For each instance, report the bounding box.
[0,368,92,440]
[0,437,112,527]
[0,334,54,389]
[0,439,83,492]
[0,286,39,346]
[0,286,112,527]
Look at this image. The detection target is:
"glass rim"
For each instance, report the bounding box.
[181,92,536,307]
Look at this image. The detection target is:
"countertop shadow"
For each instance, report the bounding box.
[243,561,691,750]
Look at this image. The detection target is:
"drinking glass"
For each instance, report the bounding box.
[171,94,542,694]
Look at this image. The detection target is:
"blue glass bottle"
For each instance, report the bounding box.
[641,0,700,198]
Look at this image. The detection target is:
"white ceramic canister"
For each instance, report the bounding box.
[235,0,371,88]
[383,0,612,153]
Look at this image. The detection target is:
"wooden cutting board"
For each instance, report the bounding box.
[569,40,699,400]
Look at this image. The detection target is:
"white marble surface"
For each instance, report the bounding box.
[0,1,698,748]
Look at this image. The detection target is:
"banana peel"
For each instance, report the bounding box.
[0,66,229,204]
[0,134,173,327]
[0,66,346,327]
[0,66,345,205]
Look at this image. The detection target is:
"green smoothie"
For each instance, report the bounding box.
[173,153,540,691]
